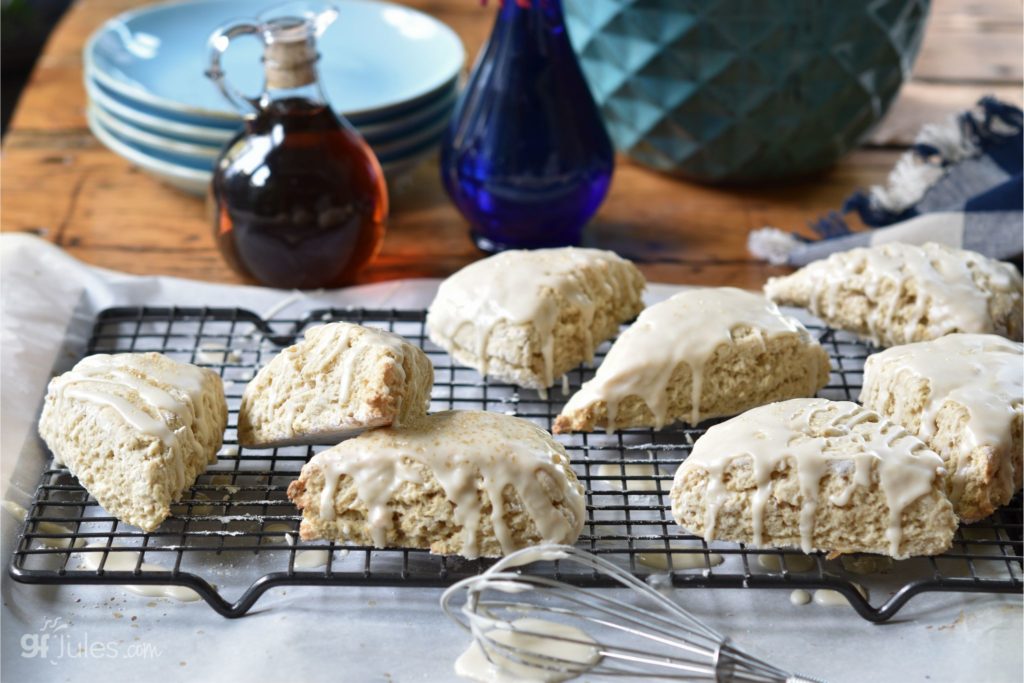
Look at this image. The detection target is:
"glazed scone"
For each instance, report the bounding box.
[38,352,227,532]
[287,411,586,558]
[860,334,1023,522]
[238,322,433,447]
[554,288,831,433]
[426,248,645,394]
[669,399,956,559]
[763,242,1023,347]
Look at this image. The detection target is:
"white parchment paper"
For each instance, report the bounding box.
[1,234,1020,682]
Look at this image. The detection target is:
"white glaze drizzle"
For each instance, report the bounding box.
[789,589,811,606]
[261,322,414,435]
[3,501,84,549]
[313,411,585,559]
[77,543,200,602]
[636,550,724,571]
[48,353,208,446]
[454,617,601,683]
[427,248,635,389]
[679,398,945,557]
[595,463,661,492]
[757,553,816,573]
[813,585,867,607]
[562,288,815,431]
[861,333,1023,498]
[771,242,1021,346]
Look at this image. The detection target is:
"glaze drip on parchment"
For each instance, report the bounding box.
[454,617,601,683]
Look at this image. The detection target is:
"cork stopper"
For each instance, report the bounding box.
[263,19,318,90]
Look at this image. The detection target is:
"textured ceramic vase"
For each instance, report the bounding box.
[440,0,614,252]
[564,0,930,182]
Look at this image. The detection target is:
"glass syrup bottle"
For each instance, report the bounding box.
[206,4,387,289]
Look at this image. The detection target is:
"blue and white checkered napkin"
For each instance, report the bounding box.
[749,97,1023,267]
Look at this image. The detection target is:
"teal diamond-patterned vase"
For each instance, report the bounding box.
[564,0,930,183]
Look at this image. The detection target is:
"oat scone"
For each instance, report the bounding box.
[238,322,433,447]
[670,399,956,559]
[861,334,1023,522]
[287,410,586,558]
[554,288,830,433]
[38,352,227,532]
[426,247,645,394]
[763,241,1023,347]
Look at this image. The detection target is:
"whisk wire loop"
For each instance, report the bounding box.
[441,545,826,682]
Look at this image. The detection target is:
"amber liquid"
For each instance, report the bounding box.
[211,98,387,289]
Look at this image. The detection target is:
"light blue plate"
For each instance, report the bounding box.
[89,106,441,196]
[93,93,450,162]
[86,0,465,122]
[87,73,457,146]
[90,97,445,173]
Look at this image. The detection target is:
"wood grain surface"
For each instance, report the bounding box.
[2,0,1021,288]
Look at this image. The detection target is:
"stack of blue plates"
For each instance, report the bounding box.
[84,0,464,195]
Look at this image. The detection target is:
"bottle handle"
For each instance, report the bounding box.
[206,21,263,115]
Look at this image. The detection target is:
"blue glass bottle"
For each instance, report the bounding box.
[440,0,614,252]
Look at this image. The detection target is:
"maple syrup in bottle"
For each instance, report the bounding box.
[207,7,387,289]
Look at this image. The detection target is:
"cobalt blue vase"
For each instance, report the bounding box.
[440,0,614,252]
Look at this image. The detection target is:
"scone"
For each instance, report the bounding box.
[860,334,1023,522]
[238,322,433,447]
[669,399,956,559]
[764,241,1023,347]
[554,288,831,433]
[287,410,586,558]
[426,247,645,394]
[38,352,228,532]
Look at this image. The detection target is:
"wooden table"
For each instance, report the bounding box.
[2,0,1021,288]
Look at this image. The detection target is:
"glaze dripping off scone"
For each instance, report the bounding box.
[669,399,956,559]
[426,248,645,393]
[764,242,1023,347]
[861,334,1023,522]
[287,411,586,558]
[554,288,830,433]
[238,322,433,447]
[38,352,228,532]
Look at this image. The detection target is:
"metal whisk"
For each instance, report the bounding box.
[441,545,823,682]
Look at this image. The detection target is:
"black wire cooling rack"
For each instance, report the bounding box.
[9,306,1022,621]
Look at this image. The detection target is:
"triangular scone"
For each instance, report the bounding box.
[861,334,1023,522]
[670,399,956,559]
[426,247,645,394]
[553,288,830,433]
[287,411,586,559]
[764,241,1023,347]
[238,322,433,447]
[38,352,228,531]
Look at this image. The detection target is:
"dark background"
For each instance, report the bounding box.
[2,0,72,135]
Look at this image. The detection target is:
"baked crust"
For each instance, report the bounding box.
[670,399,957,559]
[861,334,1023,522]
[764,242,1023,347]
[238,322,433,447]
[38,352,227,531]
[555,289,831,433]
[287,411,586,558]
[426,248,645,391]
